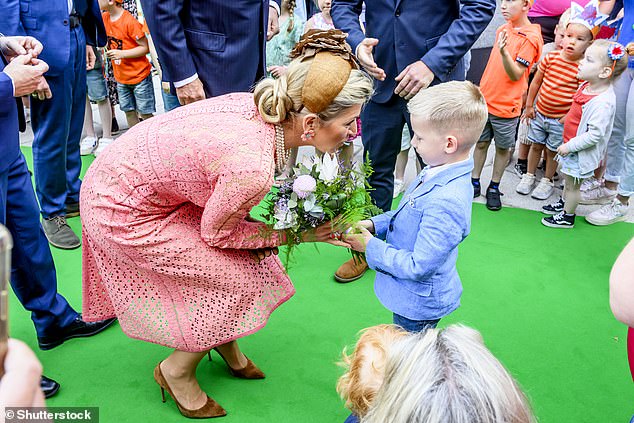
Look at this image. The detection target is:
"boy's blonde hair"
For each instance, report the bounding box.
[591,39,629,80]
[407,81,488,149]
[361,325,535,423]
[336,325,408,418]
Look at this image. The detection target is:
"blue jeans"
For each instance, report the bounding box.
[161,89,181,112]
[393,313,440,333]
[116,74,156,115]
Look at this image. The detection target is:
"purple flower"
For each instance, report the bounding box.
[292,175,317,199]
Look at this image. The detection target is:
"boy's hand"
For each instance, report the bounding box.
[557,144,570,157]
[521,105,535,123]
[394,60,434,100]
[497,29,508,54]
[342,225,373,253]
[356,38,386,81]
[106,49,125,60]
[627,42,634,57]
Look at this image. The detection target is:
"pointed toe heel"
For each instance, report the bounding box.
[211,348,265,379]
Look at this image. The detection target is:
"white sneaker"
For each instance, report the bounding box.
[531,177,554,200]
[80,136,98,156]
[393,179,405,198]
[586,199,628,226]
[579,185,616,205]
[94,137,114,157]
[516,173,536,195]
[580,177,602,192]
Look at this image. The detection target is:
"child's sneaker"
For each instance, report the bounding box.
[542,211,575,228]
[514,161,527,177]
[80,136,98,156]
[542,197,565,215]
[586,199,628,226]
[580,176,602,192]
[94,137,114,157]
[485,187,502,211]
[531,177,554,200]
[393,179,405,198]
[472,180,481,198]
[580,185,616,205]
[516,173,535,195]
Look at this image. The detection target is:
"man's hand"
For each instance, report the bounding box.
[342,225,373,253]
[356,38,386,81]
[86,45,97,70]
[394,60,435,100]
[32,77,52,101]
[3,54,49,97]
[175,77,205,105]
[105,49,125,61]
[521,105,535,123]
[557,143,570,157]
[267,6,280,41]
[0,36,43,60]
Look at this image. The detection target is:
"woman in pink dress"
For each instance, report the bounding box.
[80,30,373,418]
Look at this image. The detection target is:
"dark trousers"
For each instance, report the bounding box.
[0,153,78,336]
[30,26,87,218]
[361,95,416,212]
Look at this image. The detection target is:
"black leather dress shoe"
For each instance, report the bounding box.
[38,315,117,350]
[41,375,60,398]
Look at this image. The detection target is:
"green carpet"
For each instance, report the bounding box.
[9,148,634,422]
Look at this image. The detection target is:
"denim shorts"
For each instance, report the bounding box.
[86,68,107,102]
[393,313,440,333]
[528,111,564,152]
[478,114,519,150]
[559,152,594,181]
[116,74,156,114]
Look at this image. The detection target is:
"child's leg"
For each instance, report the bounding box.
[563,174,581,215]
[394,148,409,182]
[472,140,490,179]
[139,113,154,120]
[491,147,511,184]
[83,96,96,138]
[125,111,140,128]
[97,99,113,138]
[527,143,544,175]
[133,75,156,126]
[518,142,530,161]
[544,148,558,180]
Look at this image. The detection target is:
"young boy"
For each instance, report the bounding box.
[471,0,543,211]
[343,81,488,333]
[516,6,601,200]
[99,0,155,136]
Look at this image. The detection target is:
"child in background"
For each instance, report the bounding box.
[343,81,488,333]
[267,0,305,182]
[305,0,335,31]
[81,46,114,156]
[471,0,543,211]
[542,41,627,228]
[99,0,156,134]
[516,1,605,200]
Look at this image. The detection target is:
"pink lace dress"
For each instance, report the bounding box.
[81,93,294,352]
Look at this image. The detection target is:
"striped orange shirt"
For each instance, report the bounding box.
[535,51,582,118]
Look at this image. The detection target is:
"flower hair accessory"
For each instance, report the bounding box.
[289,29,360,114]
[608,43,626,61]
[569,0,609,38]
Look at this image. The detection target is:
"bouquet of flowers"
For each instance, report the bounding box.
[261,154,381,266]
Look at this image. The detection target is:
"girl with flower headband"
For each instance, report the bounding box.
[79,29,373,419]
[542,40,628,228]
[585,0,634,225]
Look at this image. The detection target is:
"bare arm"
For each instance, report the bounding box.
[124,36,150,59]
[521,68,544,122]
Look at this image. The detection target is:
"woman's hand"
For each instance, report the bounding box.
[250,247,279,264]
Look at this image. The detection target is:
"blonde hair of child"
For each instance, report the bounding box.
[407,81,488,150]
[336,325,408,418]
[592,39,629,80]
[254,56,374,124]
[361,325,535,423]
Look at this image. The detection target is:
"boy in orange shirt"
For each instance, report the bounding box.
[471,0,543,211]
[99,0,155,139]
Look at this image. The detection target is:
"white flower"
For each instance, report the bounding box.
[273,209,297,230]
[293,175,317,199]
[319,153,339,182]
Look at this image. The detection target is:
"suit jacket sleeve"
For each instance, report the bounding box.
[0,72,14,99]
[0,0,27,37]
[421,0,496,82]
[331,0,365,52]
[201,169,281,250]
[140,0,197,83]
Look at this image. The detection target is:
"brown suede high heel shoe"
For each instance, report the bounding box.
[154,362,227,419]
[207,348,265,379]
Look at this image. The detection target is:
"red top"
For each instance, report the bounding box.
[563,83,598,143]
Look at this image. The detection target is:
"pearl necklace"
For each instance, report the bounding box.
[274,124,290,174]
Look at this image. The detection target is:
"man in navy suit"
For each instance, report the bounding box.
[331,0,496,282]
[0,0,107,250]
[0,34,115,398]
[141,0,282,104]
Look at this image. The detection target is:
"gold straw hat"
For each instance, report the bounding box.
[289,29,360,114]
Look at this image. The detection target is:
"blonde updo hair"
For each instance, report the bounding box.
[253,55,374,124]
